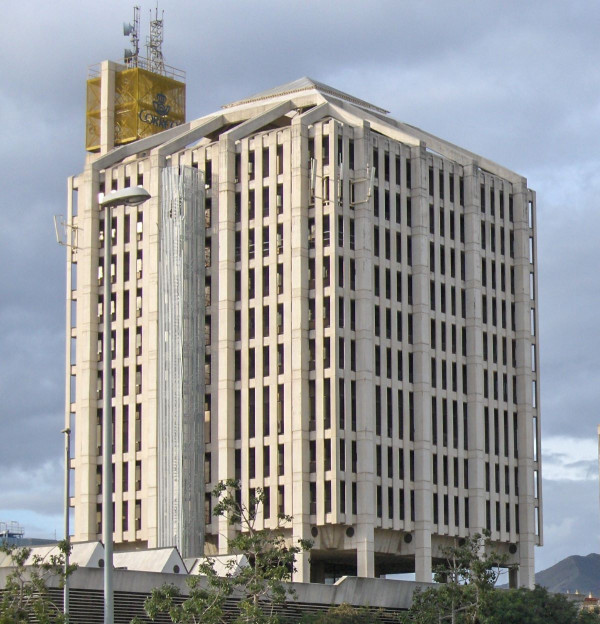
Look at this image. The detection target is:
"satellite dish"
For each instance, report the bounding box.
[123,22,134,36]
[124,48,134,60]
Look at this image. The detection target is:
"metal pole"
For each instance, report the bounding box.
[97,186,148,624]
[102,205,114,624]
[62,427,71,618]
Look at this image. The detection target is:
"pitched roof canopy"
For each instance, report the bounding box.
[222,76,390,115]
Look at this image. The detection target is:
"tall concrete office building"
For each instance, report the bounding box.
[65,72,541,586]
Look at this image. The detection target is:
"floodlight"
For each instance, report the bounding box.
[99,186,150,208]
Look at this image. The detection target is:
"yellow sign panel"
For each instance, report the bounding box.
[86,67,185,151]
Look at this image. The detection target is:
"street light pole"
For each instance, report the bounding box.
[61,427,71,618]
[99,186,149,624]
[102,201,114,624]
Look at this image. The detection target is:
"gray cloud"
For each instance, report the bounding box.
[0,459,63,516]
[538,480,600,571]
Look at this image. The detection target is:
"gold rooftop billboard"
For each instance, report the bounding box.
[86,66,185,152]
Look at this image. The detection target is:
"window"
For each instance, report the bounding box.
[262,187,269,218]
[263,266,269,297]
[263,226,269,257]
[324,481,332,513]
[263,346,269,377]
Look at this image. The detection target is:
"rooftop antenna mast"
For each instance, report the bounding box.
[123,6,141,67]
[147,4,165,75]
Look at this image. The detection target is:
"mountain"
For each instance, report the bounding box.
[535,553,600,595]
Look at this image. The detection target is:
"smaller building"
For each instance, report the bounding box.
[564,590,600,613]
[0,561,427,624]
[0,521,55,548]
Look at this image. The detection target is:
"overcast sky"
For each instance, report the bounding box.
[1,0,599,574]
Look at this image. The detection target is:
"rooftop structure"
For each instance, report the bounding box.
[0,562,425,623]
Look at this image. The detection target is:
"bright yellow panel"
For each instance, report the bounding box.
[135,69,185,140]
[86,67,186,152]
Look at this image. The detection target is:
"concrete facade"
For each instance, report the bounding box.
[65,76,542,586]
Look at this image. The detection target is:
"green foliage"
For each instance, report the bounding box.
[401,535,600,624]
[481,585,575,624]
[135,480,311,624]
[579,607,600,624]
[300,602,384,623]
[400,531,511,623]
[130,563,234,624]
[212,480,308,623]
[0,540,76,624]
[482,585,600,624]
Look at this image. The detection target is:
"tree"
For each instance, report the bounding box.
[0,540,75,624]
[135,479,312,624]
[579,608,600,624]
[130,559,233,624]
[400,531,510,623]
[482,585,600,624]
[401,537,600,624]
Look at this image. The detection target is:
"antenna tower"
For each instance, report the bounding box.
[123,6,141,68]
[146,4,165,75]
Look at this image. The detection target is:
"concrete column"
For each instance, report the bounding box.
[463,163,486,535]
[354,121,375,578]
[99,61,117,155]
[144,151,165,548]
[290,116,311,583]
[410,145,432,583]
[73,164,101,541]
[216,135,237,553]
[512,182,536,588]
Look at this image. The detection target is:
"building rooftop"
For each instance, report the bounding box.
[94,75,524,185]
[222,76,390,115]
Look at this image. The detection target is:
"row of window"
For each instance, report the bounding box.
[96,500,142,534]
[233,186,285,223]
[95,404,142,456]
[234,387,284,439]
[96,365,142,398]
[203,485,285,526]
[234,346,284,380]
[97,327,142,360]
[229,367,521,455]
[216,430,521,510]
[98,210,144,248]
[234,305,284,340]
[234,266,284,300]
[97,289,143,321]
[231,144,285,182]
[481,221,514,256]
[482,295,516,331]
[97,250,143,285]
[94,461,142,494]
[99,173,144,196]
[234,225,284,261]
[211,477,522,535]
